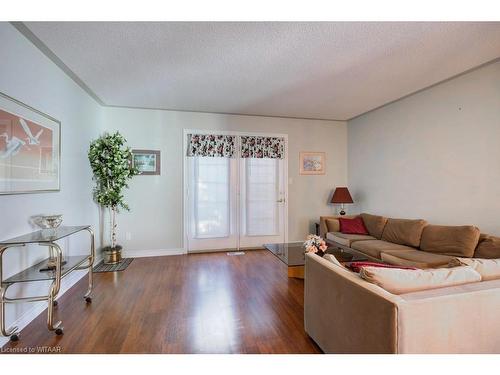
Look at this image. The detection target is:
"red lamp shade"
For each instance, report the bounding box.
[331,187,354,204]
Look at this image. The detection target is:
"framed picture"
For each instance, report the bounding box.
[299,151,326,175]
[0,91,61,195]
[132,149,161,175]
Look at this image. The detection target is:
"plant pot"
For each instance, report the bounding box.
[103,245,123,265]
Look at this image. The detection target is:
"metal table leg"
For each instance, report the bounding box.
[1,246,20,341]
[83,227,95,303]
[46,242,63,335]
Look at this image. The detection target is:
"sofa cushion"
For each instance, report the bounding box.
[381,218,427,248]
[359,265,481,295]
[474,234,500,259]
[360,213,388,239]
[325,218,340,233]
[381,250,454,269]
[351,240,415,259]
[339,217,369,235]
[419,224,480,257]
[450,258,500,281]
[326,232,375,247]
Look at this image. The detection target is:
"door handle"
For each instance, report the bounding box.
[277,198,285,203]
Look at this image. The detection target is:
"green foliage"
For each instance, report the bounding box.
[88,132,139,211]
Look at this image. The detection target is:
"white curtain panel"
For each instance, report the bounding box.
[193,156,230,238]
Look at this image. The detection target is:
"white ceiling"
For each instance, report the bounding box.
[24,22,500,120]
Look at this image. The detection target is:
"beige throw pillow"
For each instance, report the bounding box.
[323,254,344,268]
[359,265,481,295]
[451,258,500,281]
[325,219,340,233]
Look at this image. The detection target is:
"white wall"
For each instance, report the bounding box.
[102,107,347,254]
[348,60,500,235]
[0,22,347,341]
[0,22,102,342]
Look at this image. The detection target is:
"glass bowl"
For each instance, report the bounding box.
[36,215,63,229]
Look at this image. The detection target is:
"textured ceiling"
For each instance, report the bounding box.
[24,22,500,120]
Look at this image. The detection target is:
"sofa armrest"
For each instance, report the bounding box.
[304,253,401,353]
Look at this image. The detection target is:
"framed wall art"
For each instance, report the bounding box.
[0,91,61,194]
[132,149,161,175]
[299,151,325,175]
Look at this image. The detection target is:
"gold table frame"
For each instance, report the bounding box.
[0,226,95,342]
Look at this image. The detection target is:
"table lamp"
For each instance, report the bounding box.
[331,187,354,215]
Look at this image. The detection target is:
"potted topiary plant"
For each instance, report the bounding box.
[88,132,139,264]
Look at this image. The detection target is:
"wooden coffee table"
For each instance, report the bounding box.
[264,242,368,279]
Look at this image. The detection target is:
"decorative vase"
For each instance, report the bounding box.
[103,245,123,265]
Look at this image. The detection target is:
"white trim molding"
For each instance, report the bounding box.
[122,248,186,258]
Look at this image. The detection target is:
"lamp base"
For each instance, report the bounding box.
[339,210,346,216]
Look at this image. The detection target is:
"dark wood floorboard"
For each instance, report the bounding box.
[1,250,321,354]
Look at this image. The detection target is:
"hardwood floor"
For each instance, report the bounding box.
[1,250,321,353]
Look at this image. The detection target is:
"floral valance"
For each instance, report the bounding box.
[241,136,285,159]
[187,134,235,157]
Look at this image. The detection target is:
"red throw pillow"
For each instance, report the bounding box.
[339,217,369,235]
[347,261,417,273]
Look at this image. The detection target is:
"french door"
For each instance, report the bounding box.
[185,133,287,252]
[238,157,286,248]
[187,156,239,251]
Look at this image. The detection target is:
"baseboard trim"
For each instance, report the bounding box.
[188,247,263,254]
[122,248,186,258]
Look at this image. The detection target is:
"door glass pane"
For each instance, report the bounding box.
[246,158,279,236]
[194,157,230,238]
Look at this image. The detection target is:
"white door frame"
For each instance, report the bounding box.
[182,129,289,253]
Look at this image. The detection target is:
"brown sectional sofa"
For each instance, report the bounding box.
[306,213,500,353]
[319,213,494,268]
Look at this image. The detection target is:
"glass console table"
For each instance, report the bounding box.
[0,225,95,342]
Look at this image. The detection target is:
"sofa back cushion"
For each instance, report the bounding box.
[474,234,500,259]
[359,265,481,295]
[360,213,388,239]
[381,218,427,248]
[420,225,480,257]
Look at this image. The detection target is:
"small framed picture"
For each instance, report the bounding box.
[299,152,325,175]
[132,149,161,175]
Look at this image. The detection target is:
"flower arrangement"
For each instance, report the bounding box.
[304,234,328,257]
